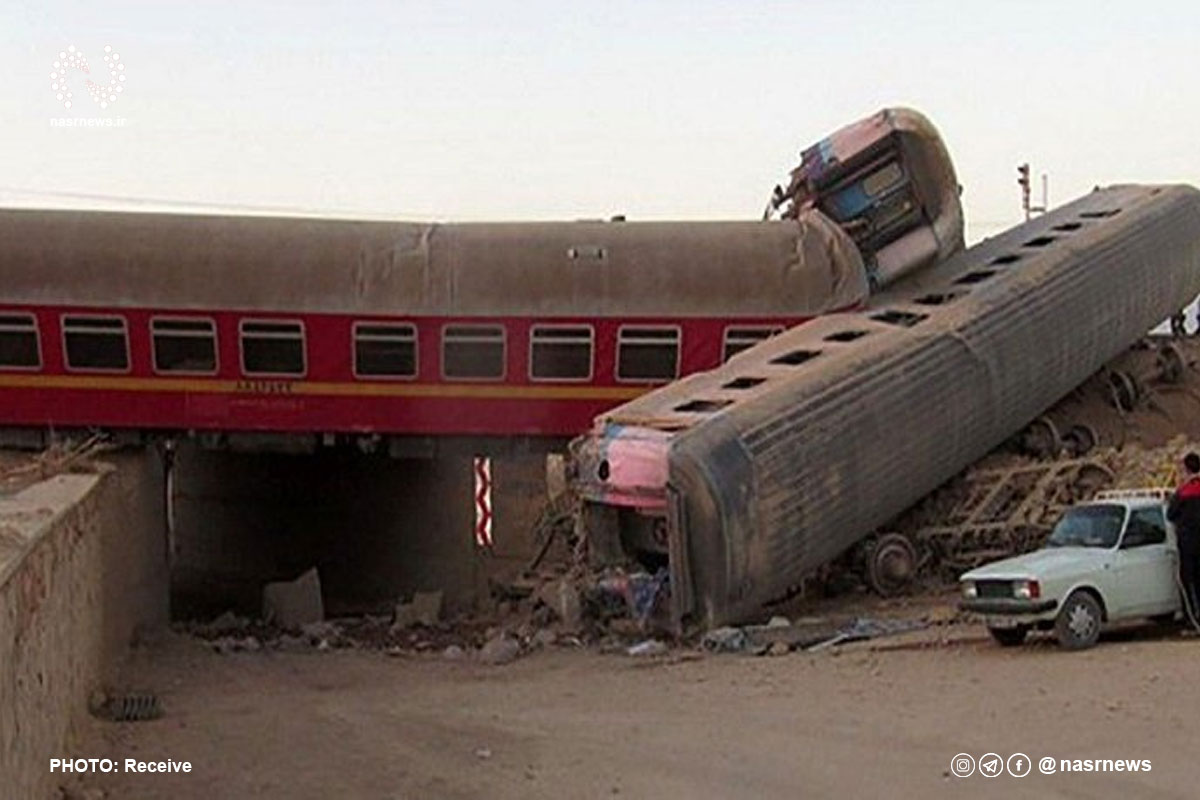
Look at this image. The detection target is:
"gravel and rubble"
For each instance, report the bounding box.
[175,338,1200,662]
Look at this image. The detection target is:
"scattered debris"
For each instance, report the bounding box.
[767,641,791,657]
[474,747,492,760]
[479,633,522,665]
[275,634,310,654]
[392,590,444,629]
[88,690,162,722]
[300,621,339,642]
[701,627,749,654]
[626,639,668,657]
[535,578,582,631]
[531,629,557,649]
[806,617,928,652]
[207,610,247,636]
[262,568,324,630]
[211,635,263,655]
[442,644,466,661]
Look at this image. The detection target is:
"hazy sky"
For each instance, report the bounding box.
[3,1,1198,242]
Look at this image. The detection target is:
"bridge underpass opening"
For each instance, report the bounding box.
[167,443,554,620]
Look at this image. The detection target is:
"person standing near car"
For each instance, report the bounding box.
[1167,451,1200,620]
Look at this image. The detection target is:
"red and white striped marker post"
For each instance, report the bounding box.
[473,456,493,548]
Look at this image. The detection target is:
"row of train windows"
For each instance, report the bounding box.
[0,315,782,382]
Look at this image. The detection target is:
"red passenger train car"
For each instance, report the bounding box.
[0,108,961,445]
[0,210,867,441]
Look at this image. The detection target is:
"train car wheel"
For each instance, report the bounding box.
[864,533,916,597]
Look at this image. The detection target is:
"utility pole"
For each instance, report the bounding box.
[1017,163,1049,221]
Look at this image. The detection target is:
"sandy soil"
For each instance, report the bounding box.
[73,605,1200,800]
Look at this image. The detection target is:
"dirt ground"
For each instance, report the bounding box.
[53,338,1200,799]
[73,600,1200,800]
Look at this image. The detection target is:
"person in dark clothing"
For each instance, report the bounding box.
[1167,452,1200,620]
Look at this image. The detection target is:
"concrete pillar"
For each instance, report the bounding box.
[485,453,555,583]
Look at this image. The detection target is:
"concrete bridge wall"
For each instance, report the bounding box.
[0,451,168,799]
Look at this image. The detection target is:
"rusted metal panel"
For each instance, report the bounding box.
[0,209,867,318]
[768,107,963,287]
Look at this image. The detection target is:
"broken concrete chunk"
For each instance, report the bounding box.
[479,633,521,665]
[767,641,791,657]
[535,578,583,631]
[208,610,246,635]
[392,590,444,629]
[626,639,668,657]
[410,590,443,626]
[262,568,324,630]
[300,621,337,639]
[701,626,749,654]
[275,634,310,653]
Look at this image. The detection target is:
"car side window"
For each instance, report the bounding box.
[1121,507,1167,548]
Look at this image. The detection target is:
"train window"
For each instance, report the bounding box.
[1052,222,1083,232]
[722,326,783,362]
[824,330,870,343]
[354,323,417,378]
[674,399,733,413]
[62,315,129,371]
[616,326,680,382]
[722,376,766,390]
[240,320,305,376]
[913,292,962,306]
[152,318,217,374]
[990,254,1022,265]
[771,349,820,366]
[1080,209,1120,218]
[0,314,40,369]
[530,325,593,381]
[954,270,997,285]
[1023,236,1056,248]
[443,324,505,380]
[870,310,928,328]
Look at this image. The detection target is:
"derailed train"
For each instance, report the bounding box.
[572,184,1200,631]
[0,109,957,445]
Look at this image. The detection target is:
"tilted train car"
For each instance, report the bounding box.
[0,108,960,447]
[571,184,1200,631]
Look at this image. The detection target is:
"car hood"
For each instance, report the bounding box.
[961,547,1112,582]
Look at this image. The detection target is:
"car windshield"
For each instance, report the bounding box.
[1045,504,1126,549]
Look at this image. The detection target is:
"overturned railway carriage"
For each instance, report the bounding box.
[573,185,1200,631]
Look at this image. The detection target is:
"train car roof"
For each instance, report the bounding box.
[0,207,867,318]
[598,184,1200,431]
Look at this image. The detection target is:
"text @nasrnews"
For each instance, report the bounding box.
[51,758,192,774]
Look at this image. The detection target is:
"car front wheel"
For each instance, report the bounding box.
[988,626,1028,647]
[1055,591,1102,650]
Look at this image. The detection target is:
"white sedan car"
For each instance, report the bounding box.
[959,490,1181,649]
